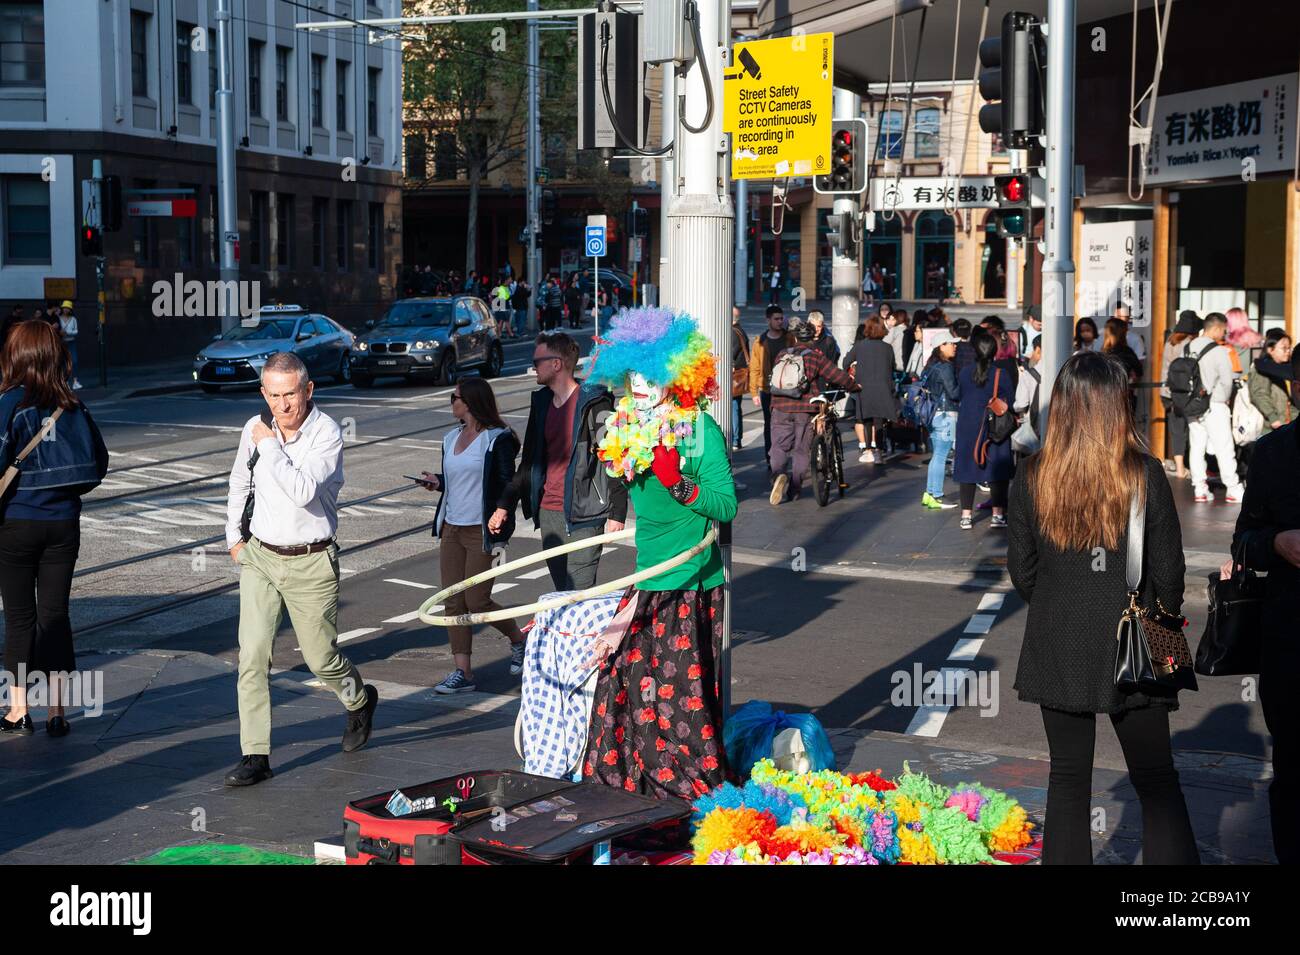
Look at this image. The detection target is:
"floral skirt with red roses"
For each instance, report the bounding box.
[583,585,731,802]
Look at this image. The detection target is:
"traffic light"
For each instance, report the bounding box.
[541,189,556,226]
[631,206,648,237]
[992,173,1031,238]
[102,175,123,232]
[814,118,868,196]
[826,211,857,257]
[978,11,1045,149]
[80,224,102,256]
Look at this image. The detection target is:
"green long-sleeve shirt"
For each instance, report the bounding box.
[628,413,737,590]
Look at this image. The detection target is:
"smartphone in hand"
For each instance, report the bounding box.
[406,473,438,490]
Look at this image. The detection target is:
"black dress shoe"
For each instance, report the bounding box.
[224,754,273,787]
[341,684,378,753]
[46,716,70,738]
[0,714,33,735]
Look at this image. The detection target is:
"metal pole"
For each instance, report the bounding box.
[1005,237,1019,310]
[658,62,676,304]
[665,0,733,715]
[830,87,861,361]
[527,0,541,331]
[91,158,107,387]
[1039,0,1076,421]
[215,0,239,333]
[734,176,747,306]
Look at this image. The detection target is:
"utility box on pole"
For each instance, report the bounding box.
[577,7,648,154]
[642,0,689,65]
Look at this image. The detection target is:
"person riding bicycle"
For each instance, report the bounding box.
[767,321,858,506]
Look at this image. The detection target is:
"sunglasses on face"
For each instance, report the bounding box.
[532,355,561,368]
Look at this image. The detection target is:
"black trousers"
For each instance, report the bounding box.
[1261,616,1299,863]
[760,391,774,470]
[0,518,81,675]
[1163,397,1189,459]
[959,480,1008,509]
[1040,705,1200,864]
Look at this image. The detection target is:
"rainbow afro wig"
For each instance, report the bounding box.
[587,306,718,411]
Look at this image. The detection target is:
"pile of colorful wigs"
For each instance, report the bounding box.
[690,759,1034,865]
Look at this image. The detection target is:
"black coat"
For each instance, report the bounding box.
[1234,422,1300,663]
[842,339,896,421]
[1009,456,1184,713]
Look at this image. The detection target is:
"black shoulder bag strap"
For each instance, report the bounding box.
[240,410,275,543]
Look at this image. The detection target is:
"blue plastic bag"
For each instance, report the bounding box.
[723,700,836,779]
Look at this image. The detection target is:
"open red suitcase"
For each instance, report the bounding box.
[343,770,691,866]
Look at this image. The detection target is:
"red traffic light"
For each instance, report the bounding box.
[1002,177,1026,202]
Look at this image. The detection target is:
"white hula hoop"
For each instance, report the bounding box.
[418,526,718,627]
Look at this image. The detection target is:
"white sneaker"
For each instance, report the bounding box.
[858,450,875,463]
[72,380,82,390]
[1224,486,1245,504]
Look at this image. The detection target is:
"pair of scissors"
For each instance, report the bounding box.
[456,776,476,800]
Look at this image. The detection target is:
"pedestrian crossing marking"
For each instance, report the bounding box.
[382,610,426,624]
[963,613,997,634]
[517,567,551,580]
[336,627,381,645]
[948,638,984,661]
[977,593,1005,611]
[385,578,435,589]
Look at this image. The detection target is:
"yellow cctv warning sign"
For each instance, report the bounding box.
[723,33,833,181]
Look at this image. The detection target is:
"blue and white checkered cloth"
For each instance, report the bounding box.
[520,591,624,779]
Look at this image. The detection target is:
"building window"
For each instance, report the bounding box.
[312,197,328,270]
[310,55,324,127]
[545,132,567,180]
[876,109,902,160]
[132,179,157,266]
[367,67,379,139]
[435,132,457,180]
[275,46,290,122]
[405,135,427,179]
[336,200,351,270]
[1,176,51,265]
[368,202,383,270]
[249,190,269,267]
[176,23,194,106]
[276,194,294,269]
[335,60,348,131]
[914,107,940,158]
[0,3,44,88]
[207,29,217,110]
[130,12,149,97]
[248,39,264,118]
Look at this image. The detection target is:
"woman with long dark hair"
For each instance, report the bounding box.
[1009,351,1198,864]
[1074,317,1100,353]
[419,377,526,694]
[0,321,107,736]
[953,330,1015,529]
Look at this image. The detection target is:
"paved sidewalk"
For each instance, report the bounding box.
[0,647,1272,864]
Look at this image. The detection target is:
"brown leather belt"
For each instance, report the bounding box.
[257,538,335,557]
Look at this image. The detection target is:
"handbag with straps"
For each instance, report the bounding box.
[731,327,751,398]
[0,406,64,498]
[1194,540,1264,676]
[1114,493,1198,694]
[974,367,1015,467]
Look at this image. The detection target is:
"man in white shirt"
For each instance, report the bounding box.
[223,353,377,786]
[1185,312,1244,503]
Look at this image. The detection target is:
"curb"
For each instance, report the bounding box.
[123,381,202,398]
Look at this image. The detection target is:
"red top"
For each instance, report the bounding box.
[540,386,579,511]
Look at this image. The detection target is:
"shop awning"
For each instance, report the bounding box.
[753,0,1169,93]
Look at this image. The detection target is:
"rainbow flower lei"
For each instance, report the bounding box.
[690,759,1034,865]
[596,394,700,482]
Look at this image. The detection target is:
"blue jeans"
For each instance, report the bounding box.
[731,395,744,447]
[926,411,957,498]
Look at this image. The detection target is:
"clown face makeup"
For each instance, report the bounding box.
[628,372,664,414]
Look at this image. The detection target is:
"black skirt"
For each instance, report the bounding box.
[583,585,731,801]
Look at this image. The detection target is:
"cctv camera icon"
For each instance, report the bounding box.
[738,48,761,80]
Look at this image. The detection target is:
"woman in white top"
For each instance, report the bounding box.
[58,301,80,390]
[419,378,525,694]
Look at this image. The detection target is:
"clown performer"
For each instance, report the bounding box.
[580,307,738,801]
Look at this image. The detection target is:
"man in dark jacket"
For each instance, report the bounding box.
[491,332,627,590]
[768,322,857,505]
[1233,421,1300,864]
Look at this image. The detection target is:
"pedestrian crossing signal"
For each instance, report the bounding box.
[81,225,102,256]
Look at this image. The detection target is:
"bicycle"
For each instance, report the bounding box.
[810,388,849,507]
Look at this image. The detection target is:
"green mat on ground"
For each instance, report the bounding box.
[133,844,317,865]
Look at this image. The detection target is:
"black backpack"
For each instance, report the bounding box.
[1167,342,1216,419]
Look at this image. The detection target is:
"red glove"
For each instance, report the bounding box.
[650,444,682,488]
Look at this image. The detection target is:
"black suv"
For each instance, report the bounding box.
[350,296,504,387]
